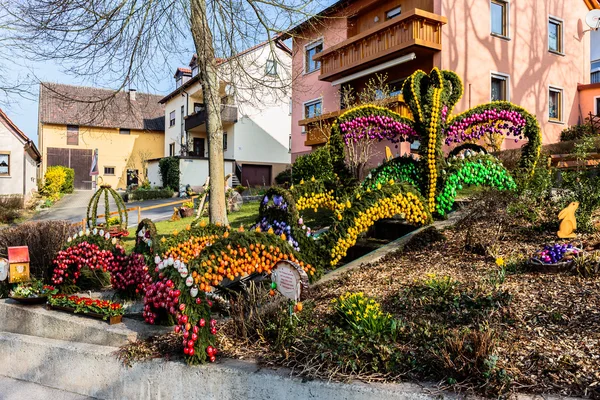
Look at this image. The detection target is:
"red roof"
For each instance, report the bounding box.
[7,246,30,263]
[0,109,41,161]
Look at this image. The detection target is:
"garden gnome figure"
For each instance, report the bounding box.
[557,202,579,238]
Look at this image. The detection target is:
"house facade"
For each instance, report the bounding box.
[150,38,292,189]
[38,84,165,190]
[290,0,600,162]
[0,109,41,201]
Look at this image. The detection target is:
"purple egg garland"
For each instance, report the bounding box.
[339,115,418,144]
[445,109,526,145]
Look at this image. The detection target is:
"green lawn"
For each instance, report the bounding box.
[121,201,260,251]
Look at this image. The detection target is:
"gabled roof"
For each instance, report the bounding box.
[0,108,41,162]
[39,83,165,131]
[584,0,600,9]
[159,36,292,104]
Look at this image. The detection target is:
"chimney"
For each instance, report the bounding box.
[129,89,136,101]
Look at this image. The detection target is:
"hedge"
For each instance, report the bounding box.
[128,187,174,201]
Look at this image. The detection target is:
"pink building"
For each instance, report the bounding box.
[290,0,600,161]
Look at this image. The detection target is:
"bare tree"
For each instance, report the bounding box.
[1,0,322,224]
[339,74,392,180]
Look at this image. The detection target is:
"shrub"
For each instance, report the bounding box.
[158,157,180,190]
[43,166,67,200]
[234,185,247,194]
[128,187,174,201]
[274,168,292,185]
[560,122,594,142]
[0,220,75,282]
[62,167,75,193]
[291,146,334,184]
[0,195,23,224]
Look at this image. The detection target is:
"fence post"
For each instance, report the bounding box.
[137,207,141,224]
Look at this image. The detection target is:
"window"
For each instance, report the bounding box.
[0,152,9,176]
[176,76,182,89]
[548,17,563,54]
[386,6,401,20]
[169,111,176,127]
[305,40,323,74]
[67,125,79,145]
[169,143,176,156]
[192,65,198,76]
[491,73,509,101]
[592,60,600,83]
[549,86,563,122]
[223,133,228,150]
[304,99,322,119]
[491,0,508,38]
[119,129,130,135]
[265,58,278,76]
[389,78,406,97]
[104,167,115,175]
[595,97,600,116]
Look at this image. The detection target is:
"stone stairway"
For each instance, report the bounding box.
[231,174,241,187]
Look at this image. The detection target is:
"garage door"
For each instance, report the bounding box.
[46,147,93,190]
[241,164,272,187]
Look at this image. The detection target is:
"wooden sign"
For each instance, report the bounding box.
[271,260,309,301]
[8,246,30,283]
[0,258,7,281]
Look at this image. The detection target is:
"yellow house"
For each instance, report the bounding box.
[38,84,164,190]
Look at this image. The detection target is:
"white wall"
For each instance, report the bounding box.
[147,158,233,190]
[0,122,37,199]
[592,29,600,63]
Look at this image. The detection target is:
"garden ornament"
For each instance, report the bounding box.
[557,201,579,239]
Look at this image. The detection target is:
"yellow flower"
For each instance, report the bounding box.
[311,176,315,182]
[160,237,166,243]
[186,225,191,231]
[199,220,206,227]
[495,257,505,267]
[300,179,305,185]
[173,230,178,236]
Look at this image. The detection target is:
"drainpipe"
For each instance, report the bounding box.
[182,90,190,155]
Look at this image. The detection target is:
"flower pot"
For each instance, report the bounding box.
[179,207,194,218]
[46,304,123,325]
[9,295,49,305]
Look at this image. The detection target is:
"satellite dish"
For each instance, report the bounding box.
[585,9,600,30]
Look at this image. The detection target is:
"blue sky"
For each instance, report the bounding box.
[4,57,185,146]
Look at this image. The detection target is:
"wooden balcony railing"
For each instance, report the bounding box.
[299,95,412,147]
[313,9,447,82]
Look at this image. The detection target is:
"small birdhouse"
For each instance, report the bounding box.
[8,246,30,284]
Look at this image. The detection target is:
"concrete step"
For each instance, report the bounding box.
[0,299,169,347]
[0,331,460,400]
[0,375,95,400]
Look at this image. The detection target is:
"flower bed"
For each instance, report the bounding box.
[47,294,124,324]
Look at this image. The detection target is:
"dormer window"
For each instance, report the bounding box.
[176,76,182,88]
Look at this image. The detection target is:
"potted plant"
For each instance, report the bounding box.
[47,294,124,324]
[179,200,195,218]
[9,280,58,304]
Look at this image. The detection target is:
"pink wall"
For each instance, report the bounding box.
[291,0,594,161]
[438,0,592,148]
[579,83,600,117]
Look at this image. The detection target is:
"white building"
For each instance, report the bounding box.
[148,37,292,189]
[0,109,41,202]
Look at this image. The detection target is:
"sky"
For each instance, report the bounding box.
[3,57,183,147]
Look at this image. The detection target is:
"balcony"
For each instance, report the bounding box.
[299,95,412,147]
[185,104,238,131]
[592,71,600,84]
[313,9,447,82]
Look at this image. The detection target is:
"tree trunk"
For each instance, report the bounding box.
[190,0,228,225]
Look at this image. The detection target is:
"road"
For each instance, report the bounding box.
[33,190,186,227]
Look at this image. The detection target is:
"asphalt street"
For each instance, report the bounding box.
[33,190,184,227]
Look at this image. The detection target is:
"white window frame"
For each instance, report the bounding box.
[304,38,323,75]
[490,71,510,102]
[548,85,564,123]
[386,6,401,20]
[548,15,564,55]
[303,97,323,119]
[169,143,176,156]
[104,166,116,176]
[490,0,510,39]
[594,96,600,116]
[169,111,176,127]
[265,58,278,76]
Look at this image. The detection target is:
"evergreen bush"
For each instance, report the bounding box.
[158,157,180,190]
